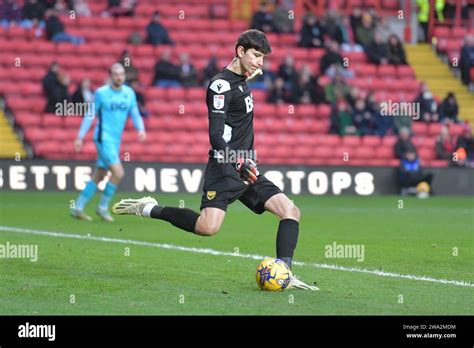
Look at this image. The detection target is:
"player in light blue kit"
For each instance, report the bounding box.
[71,63,146,221]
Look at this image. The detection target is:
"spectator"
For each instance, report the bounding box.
[312,75,327,105]
[202,56,220,87]
[41,0,56,10]
[178,52,198,87]
[398,150,433,195]
[320,40,344,75]
[45,9,84,44]
[347,86,361,109]
[129,80,149,118]
[72,78,93,106]
[107,0,136,17]
[330,99,357,135]
[53,0,71,14]
[366,31,389,65]
[292,65,318,104]
[267,77,291,104]
[355,12,375,48]
[72,0,91,17]
[459,34,474,86]
[417,0,445,43]
[324,73,350,105]
[299,13,325,48]
[349,7,363,41]
[42,61,60,97]
[394,127,417,159]
[118,49,139,84]
[0,0,22,26]
[373,102,394,136]
[435,126,455,163]
[152,50,181,87]
[414,83,439,122]
[439,92,459,124]
[351,97,377,135]
[375,16,392,42]
[146,11,174,46]
[272,0,293,33]
[393,109,413,135]
[250,1,274,33]
[455,124,474,165]
[321,9,344,44]
[21,0,46,28]
[45,72,71,113]
[277,54,298,91]
[386,34,407,65]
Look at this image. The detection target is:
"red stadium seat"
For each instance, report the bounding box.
[341,135,361,146]
[317,104,331,118]
[378,65,396,78]
[396,65,415,79]
[381,136,397,148]
[362,136,381,146]
[449,123,465,137]
[428,123,444,136]
[412,122,428,135]
[313,146,333,158]
[418,148,436,160]
[375,147,394,159]
[433,26,450,39]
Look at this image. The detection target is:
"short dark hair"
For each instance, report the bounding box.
[235,29,272,56]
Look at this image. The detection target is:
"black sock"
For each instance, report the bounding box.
[276,219,299,270]
[150,206,199,233]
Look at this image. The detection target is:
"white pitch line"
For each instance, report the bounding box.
[1,225,473,288]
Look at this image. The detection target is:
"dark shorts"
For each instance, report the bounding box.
[200,159,282,214]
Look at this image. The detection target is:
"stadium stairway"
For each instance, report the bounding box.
[406,44,474,125]
[0,111,26,158]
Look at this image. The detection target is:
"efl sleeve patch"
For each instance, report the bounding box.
[209,79,231,94]
[213,95,225,109]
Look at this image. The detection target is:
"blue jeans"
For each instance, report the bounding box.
[155,80,182,88]
[52,32,85,45]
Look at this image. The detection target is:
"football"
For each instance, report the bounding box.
[256,258,293,291]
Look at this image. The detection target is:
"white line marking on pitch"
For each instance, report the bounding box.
[1,225,473,288]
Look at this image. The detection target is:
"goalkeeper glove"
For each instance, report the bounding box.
[235,158,259,184]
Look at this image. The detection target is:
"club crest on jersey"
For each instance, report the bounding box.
[213,95,225,109]
[207,191,217,200]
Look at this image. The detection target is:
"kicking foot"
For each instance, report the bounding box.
[288,275,319,291]
[70,208,92,221]
[112,196,158,216]
[96,207,114,222]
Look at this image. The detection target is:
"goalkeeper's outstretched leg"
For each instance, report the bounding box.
[112,197,225,236]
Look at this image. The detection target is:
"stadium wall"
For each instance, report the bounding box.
[1,160,473,196]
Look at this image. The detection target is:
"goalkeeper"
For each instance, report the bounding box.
[113,30,317,290]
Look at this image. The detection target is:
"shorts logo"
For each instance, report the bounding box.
[213,95,225,109]
[207,191,217,200]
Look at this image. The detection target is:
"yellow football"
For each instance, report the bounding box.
[417,181,430,193]
[256,258,292,291]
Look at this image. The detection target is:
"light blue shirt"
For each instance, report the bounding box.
[78,84,144,144]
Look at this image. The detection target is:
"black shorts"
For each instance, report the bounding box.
[200,159,282,214]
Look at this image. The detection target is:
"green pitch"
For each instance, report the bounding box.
[0,192,473,315]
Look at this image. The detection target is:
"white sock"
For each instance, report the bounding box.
[142,202,156,218]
